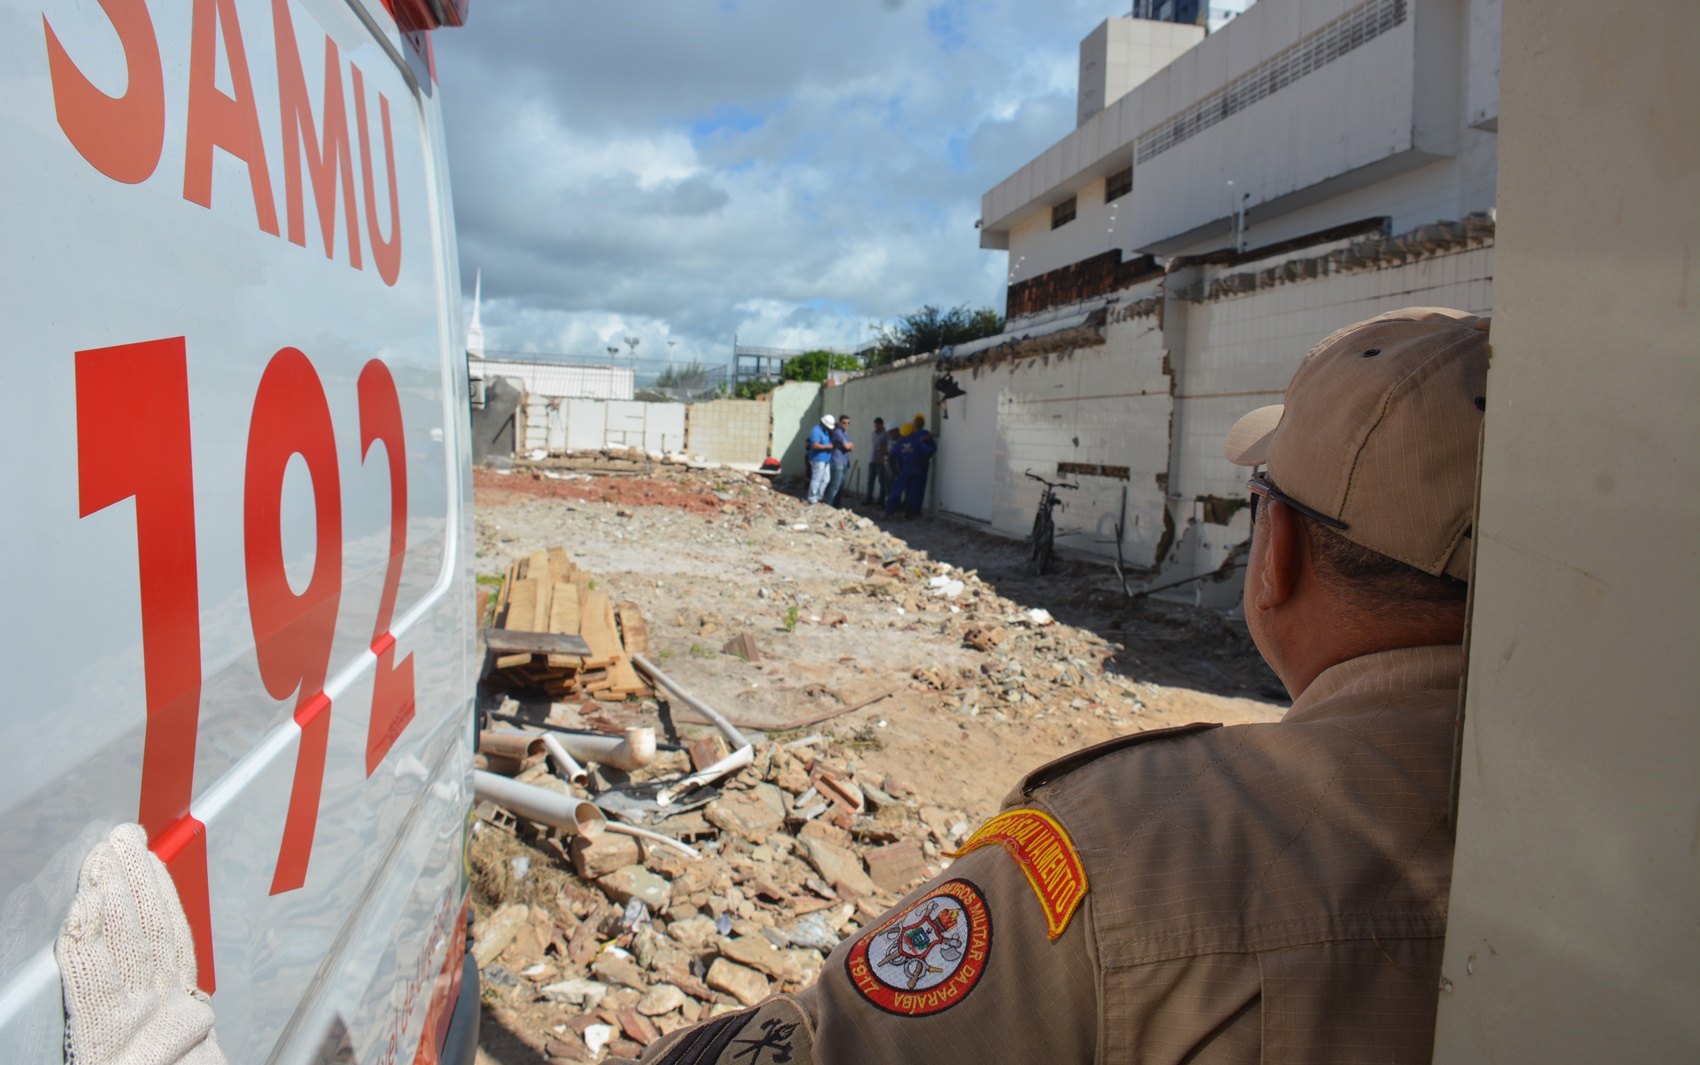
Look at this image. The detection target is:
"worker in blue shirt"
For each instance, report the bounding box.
[905,414,937,517]
[884,423,917,518]
[806,415,835,504]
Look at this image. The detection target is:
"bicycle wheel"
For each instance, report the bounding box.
[1029,500,1047,560]
[1030,508,1053,575]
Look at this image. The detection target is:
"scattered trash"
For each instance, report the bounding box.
[583,1024,615,1055]
[483,964,520,988]
[787,913,840,952]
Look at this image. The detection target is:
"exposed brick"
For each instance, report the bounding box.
[1007,250,1161,319]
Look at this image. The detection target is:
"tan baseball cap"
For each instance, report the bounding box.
[1223,307,1491,580]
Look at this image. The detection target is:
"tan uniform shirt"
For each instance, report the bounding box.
[630,645,1461,1065]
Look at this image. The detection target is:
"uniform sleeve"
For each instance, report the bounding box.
[633,841,1099,1065]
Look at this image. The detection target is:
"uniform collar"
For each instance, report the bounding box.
[1282,644,1462,723]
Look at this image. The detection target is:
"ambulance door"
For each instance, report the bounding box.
[0,0,475,1059]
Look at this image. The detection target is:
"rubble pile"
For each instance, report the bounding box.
[471,718,973,1062]
[468,458,1286,1060]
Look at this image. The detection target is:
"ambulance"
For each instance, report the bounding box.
[0,0,480,1060]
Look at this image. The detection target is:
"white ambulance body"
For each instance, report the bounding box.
[0,0,479,1060]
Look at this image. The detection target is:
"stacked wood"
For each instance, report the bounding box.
[486,546,654,700]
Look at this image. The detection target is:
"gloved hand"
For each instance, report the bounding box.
[55,824,226,1065]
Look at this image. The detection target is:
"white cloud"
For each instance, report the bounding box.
[436,0,1116,367]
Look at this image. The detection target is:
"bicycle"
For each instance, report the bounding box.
[1024,469,1078,576]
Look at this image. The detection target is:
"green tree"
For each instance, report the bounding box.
[734,378,780,399]
[781,349,862,383]
[866,303,1004,367]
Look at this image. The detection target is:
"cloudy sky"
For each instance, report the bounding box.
[434,0,1156,369]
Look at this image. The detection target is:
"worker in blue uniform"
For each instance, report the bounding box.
[905,414,937,517]
[884,423,917,518]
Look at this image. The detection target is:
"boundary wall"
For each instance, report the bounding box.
[499,381,823,471]
[835,222,1496,608]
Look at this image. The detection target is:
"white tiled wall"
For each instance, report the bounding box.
[988,340,1173,566]
[1170,245,1495,508]
[685,399,770,465]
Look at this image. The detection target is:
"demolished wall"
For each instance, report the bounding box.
[914,216,1497,603]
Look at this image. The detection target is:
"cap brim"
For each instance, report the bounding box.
[1224,404,1284,466]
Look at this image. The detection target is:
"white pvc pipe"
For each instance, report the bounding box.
[632,654,749,749]
[655,744,755,807]
[554,727,657,772]
[473,771,607,838]
[603,822,701,860]
[540,733,590,787]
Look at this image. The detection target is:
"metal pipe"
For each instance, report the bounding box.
[555,727,656,772]
[632,654,749,749]
[603,822,700,860]
[473,771,607,838]
[540,733,590,787]
[655,744,755,807]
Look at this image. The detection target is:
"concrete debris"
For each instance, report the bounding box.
[706,958,770,1007]
[468,457,1287,1060]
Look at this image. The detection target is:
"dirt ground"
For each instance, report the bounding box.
[470,458,1285,1063]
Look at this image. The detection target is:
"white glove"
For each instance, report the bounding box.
[55,824,226,1065]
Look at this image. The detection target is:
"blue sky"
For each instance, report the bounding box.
[434,1,1133,366]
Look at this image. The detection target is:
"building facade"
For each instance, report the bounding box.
[947,0,1502,605]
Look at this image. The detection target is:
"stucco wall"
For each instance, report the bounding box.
[833,363,938,506]
[470,376,523,461]
[768,382,824,477]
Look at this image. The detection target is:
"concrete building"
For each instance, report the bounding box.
[948,0,1501,604]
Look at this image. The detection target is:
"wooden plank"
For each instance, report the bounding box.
[495,560,519,618]
[546,653,584,670]
[503,578,537,631]
[546,546,572,584]
[605,598,645,692]
[482,628,593,657]
[548,582,581,635]
[530,577,551,633]
[494,653,532,670]
[616,603,650,658]
[577,590,620,669]
[528,550,549,585]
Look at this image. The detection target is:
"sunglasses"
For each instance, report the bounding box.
[1246,473,1349,530]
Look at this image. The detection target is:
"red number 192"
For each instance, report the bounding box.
[75,336,418,990]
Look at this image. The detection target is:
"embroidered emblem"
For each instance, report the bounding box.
[948,809,1086,939]
[845,879,992,1017]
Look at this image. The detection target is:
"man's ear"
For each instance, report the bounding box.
[1251,500,1303,611]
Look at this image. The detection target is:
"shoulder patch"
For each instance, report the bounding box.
[1007,721,1222,801]
[846,878,991,1016]
[947,809,1086,939]
[643,996,813,1065]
